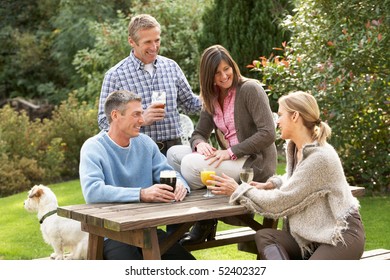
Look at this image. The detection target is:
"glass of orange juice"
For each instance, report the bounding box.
[200,170,216,198]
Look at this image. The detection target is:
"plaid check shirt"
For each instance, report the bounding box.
[98,51,201,142]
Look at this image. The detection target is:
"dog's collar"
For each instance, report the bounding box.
[39,210,57,224]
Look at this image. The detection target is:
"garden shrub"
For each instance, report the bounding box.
[0,106,60,196]
[0,154,35,196]
[0,105,65,174]
[46,93,99,179]
[0,94,98,197]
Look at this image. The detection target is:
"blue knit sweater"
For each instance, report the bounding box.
[79,131,189,203]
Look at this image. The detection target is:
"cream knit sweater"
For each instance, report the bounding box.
[230,141,360,256]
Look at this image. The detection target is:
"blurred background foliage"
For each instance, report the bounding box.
[248,0,389,193]
[0,0,388,196]
[199,0,293,79]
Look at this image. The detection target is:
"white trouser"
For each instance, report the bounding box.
[167,145,247,190]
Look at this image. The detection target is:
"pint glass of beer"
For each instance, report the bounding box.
[160,170,177,192]
[152,90,166,109]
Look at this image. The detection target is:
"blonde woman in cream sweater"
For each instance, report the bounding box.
[209,91,365,260]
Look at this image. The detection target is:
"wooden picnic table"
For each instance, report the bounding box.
[57,189,277,260]
[57,186,365,260]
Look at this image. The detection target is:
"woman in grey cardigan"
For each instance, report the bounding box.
[167,45,277,245]
[209,91,365,260]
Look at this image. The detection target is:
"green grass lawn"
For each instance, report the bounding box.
[1,179,389,260]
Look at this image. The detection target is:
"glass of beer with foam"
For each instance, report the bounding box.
[160,170,177,192]
[152,90,166,109]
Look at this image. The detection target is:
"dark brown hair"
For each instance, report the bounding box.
[199,45,241,114]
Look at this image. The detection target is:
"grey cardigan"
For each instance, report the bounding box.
[190,79,277,182]
[230,141,360,256]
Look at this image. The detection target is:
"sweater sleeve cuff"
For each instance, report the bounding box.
[227,148,237,160]
[193,140,204,152]
[266,176,283,189]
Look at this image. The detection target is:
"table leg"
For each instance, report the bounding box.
[82,223,104,260]
[87,233,104,260]
[141,227,161,260]
[160,222,193,255]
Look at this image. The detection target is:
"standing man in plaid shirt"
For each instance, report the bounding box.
[98,14,201,155]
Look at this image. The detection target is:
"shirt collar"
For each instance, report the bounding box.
[129,50,158,70]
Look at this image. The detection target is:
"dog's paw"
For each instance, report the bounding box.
[64,254,74,260]
[50,252,64,260]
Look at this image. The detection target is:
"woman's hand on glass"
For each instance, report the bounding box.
[208,173,238,196]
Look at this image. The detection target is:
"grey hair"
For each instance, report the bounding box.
[104,90,142,124]
[128,14,161,44]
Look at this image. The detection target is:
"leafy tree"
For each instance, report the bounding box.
[199,0,293,77]
[0,0,62,102]
[72,11,131,102]
[0,0,133,103]
[51,0,130,90]
[249,0,389,193]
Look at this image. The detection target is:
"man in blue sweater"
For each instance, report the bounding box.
[79,89,195,260]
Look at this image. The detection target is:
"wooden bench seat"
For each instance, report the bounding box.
[183,227,256,252]
[361,249,390,260]
[350,185,365,197]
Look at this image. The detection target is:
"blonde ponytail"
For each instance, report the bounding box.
[314,120,331,145]
[279,91,331,145]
